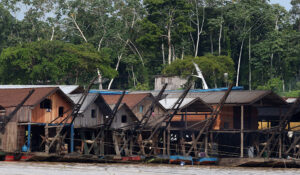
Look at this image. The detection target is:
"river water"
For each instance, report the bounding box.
[0,162,300,175]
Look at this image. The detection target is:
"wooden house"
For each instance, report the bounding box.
[163,90,288,157]
[159,97,213,129]
[0,87,74,153]
[109,103,139,130]
[68,93,112,129]
[68,93,112,154]
[103,93,167,126]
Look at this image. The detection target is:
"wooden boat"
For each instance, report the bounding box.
[169,155,193,165]
[194,157,218,165]
[146,155,170,163]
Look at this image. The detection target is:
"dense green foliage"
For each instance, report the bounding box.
[162,55,234,88]
[0,0,299,94]
[0,40,116,84]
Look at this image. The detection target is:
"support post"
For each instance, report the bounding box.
[163,130,166,155]
[70,124,74,153]
[167,127,170,156]
[205,133,208,156]
[100,130,104,156]
[27,124,31,152]
[241,105,244,158]
[279,133,282,158]
[45,124,49,153]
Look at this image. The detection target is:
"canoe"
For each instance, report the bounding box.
[169,155,193,165]
[194,157,218,165]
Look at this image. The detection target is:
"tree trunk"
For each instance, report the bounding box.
[168,24,172,64]
[162,42,166,64]
[108,54,122,90]
[236,38,245,87]
[210,32,214,54]
[218,18,223,56]
[248,33,251,90]
[194,4,205,58]
[50,26,55,41]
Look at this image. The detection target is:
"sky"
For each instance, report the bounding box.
[270,0,292,10]
[14,0,293,20]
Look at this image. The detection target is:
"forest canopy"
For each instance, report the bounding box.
[0,0,299,93]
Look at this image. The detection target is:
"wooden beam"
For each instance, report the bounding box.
[241,105,244,158]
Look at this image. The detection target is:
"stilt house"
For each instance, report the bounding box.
[0,87,74,153]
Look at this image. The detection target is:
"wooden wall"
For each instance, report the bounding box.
[132,96,165,122]
[111,106,137,130]
[31,92,72,124]
[169,105,260,130]
[0,122,25,152]
[73,103,102,128]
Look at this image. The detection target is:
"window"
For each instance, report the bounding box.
[59,107,64,117]
[40,99,52,111]
[121,115,127,123]
[139,105,144,113]
[91,109,96,118]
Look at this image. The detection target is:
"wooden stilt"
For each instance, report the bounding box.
[123,132,129,156]
[241,105,244,158]
[100,130,104,156]
[113,132,121,156]
[205,133,208,156]
[79,130,89,155]
[167,128,170,156]
[138,133,145,155]
[163,130,166,155]
[279,133,282,158]
[191,132,198,157]
[45,124,49,154]
[129,135,133,156]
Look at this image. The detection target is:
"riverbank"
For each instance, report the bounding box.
[0,162,300,175]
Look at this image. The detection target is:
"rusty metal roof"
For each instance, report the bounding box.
[165,90,287,106]
[102,93,152,109]
[0,87,74,108]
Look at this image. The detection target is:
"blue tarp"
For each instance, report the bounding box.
[89,86,244,95]
[89,90,128,95]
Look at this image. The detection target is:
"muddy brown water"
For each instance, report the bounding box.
[0,162,300,175]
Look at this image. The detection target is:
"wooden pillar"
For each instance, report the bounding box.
[167,127,170,156]
[279,133,282,158]
[45,124,49,153]
[129,135,133,156]
[100,131,104,156]
[163,130,166,155]
[113,132,121,156]
[205,132,208,156]
[240,105,244,158]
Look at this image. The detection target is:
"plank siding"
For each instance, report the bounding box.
[73,103,103,128]
[31,92,72,124]
[132,97,165,122]
[111,105,137,130]
[0,122,18,152]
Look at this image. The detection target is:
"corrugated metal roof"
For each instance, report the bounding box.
[0,85,81,94]
[68,93,99,113]
[0,87,69,108]
[103,93,151,109]
[159,98,212,112]
[165,90,287,105]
